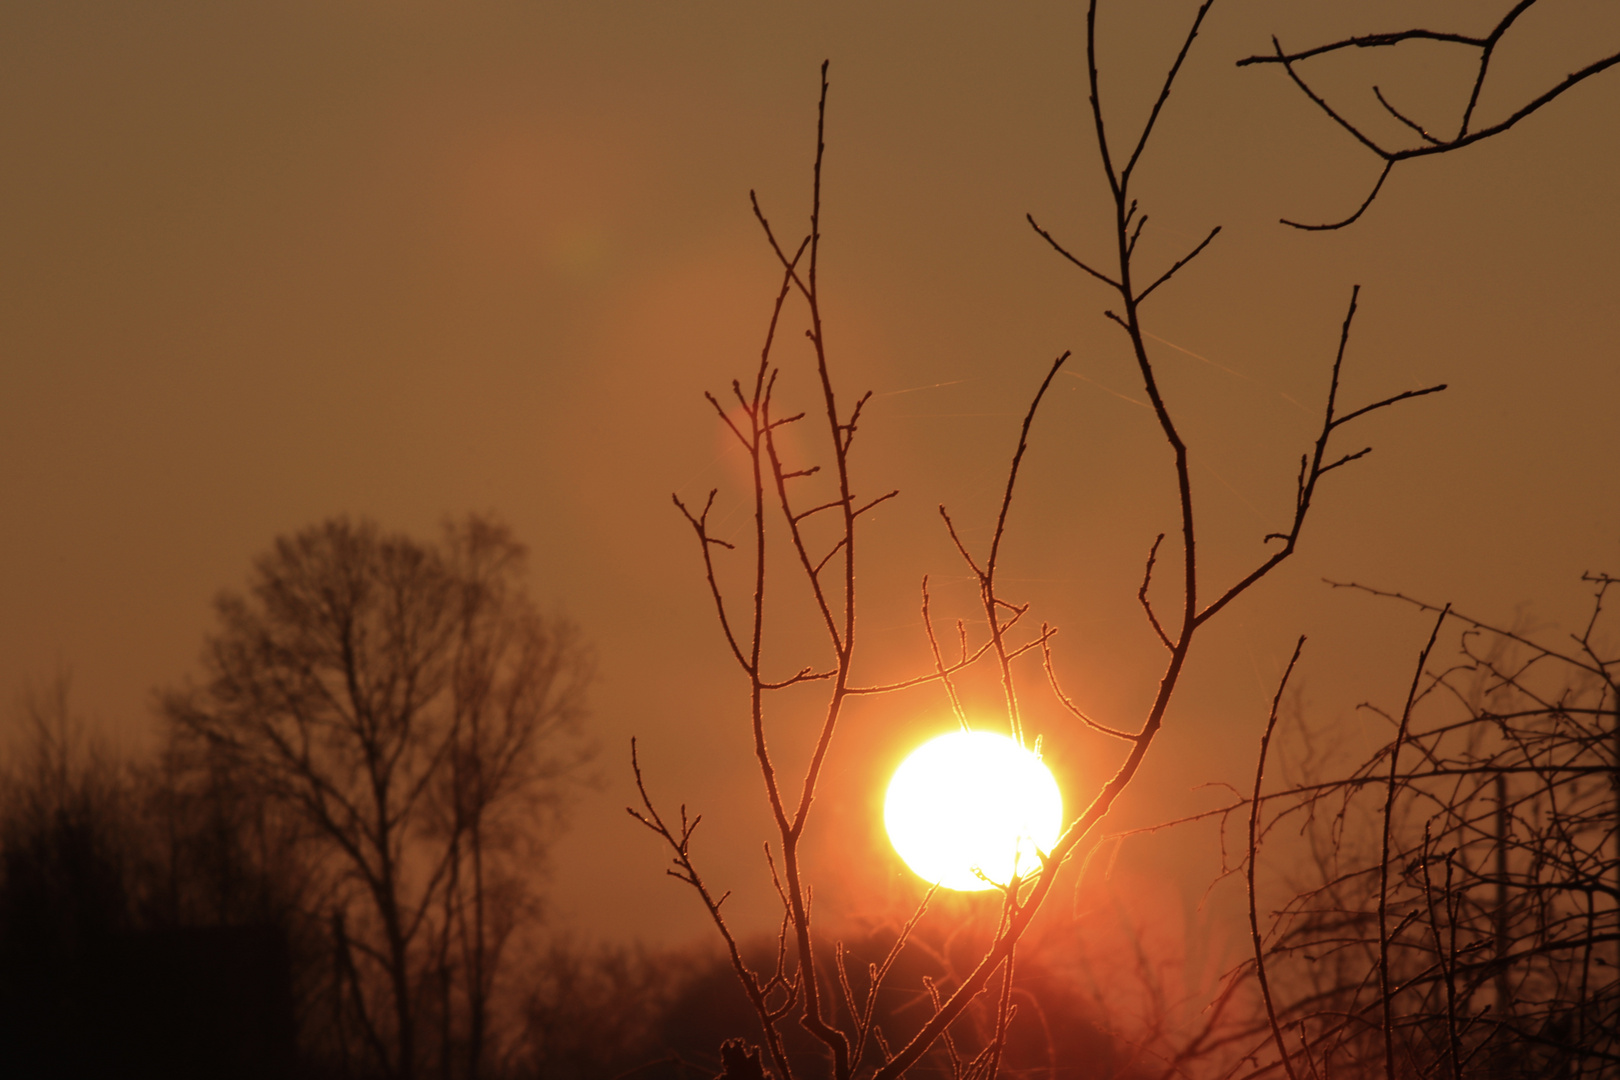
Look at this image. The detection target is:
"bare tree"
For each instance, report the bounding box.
[629,2,1444,1076]
[1243,576,1619,1080]
[1239,1,1620,229]
[164,514,592,1080]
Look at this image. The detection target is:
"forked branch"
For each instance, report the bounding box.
[651,2,1455,1074]
[1240,1,1620,229]
[1194,286,1445,630]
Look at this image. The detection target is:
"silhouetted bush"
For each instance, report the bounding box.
[1246,577,1619,1079]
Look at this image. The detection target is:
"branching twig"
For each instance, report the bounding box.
[1240,2,1620,229]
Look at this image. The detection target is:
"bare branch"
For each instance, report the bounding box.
[1373,85,1440,145]
[1136,225,1221,304]
[1250,636,1307,1080]
[1138,532,1173,651]
[853,489,900,518]
[1377,607,1448,1080]
[1042,627,1136,741]
[1026,213,1121,289]
[672,490,752,673]
[1120,0,1219,188]
[1244,4,1620,230]
[1281,160,1394,232]
[1196,287,1444,628]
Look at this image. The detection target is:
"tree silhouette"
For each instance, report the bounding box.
[163,514,592,1080]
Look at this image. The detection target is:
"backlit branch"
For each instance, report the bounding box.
[1138,532,1172,651]
[876,0,1444,1069]
[652,2,1452,1074]
[937,352,1070,745]
[1041,628,1135,742]
[627,738,798,1080]
[1250,636,1307,1080]
[1194,286,1445,630]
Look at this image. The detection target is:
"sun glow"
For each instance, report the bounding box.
[884,730,1063,892]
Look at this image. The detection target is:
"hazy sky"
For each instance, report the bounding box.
[3,0,1617,946]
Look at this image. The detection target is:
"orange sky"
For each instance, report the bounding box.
[3,0,1617,947]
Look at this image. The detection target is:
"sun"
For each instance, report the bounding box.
[884,729,1063,892]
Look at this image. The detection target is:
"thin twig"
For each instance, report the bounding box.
[1251,636,1307,1080]
[1378,606,1450,1080]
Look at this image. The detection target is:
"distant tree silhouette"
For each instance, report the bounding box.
[0,676,300,1079]
[162,514,593,1080]
[0,677,132,1076]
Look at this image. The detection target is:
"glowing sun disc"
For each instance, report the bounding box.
[884,730,1062,892]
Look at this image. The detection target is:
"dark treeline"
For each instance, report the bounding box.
[2,515,1613,1080]
[0,695,1185,1080]
[0,675,300,1079]
[1,514,1162,1080]
[0,672,1173,1080]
